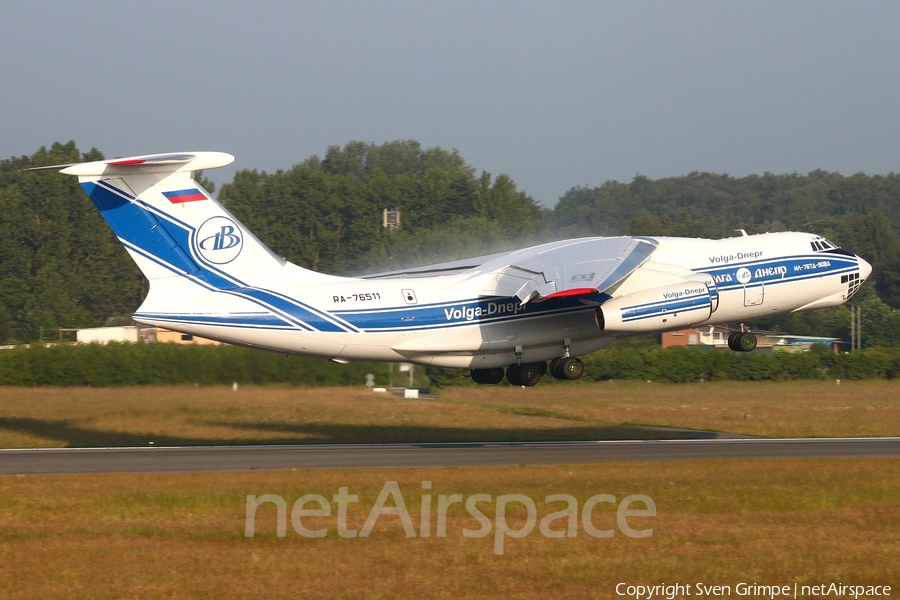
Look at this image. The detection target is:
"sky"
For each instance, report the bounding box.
[3,1,900,207]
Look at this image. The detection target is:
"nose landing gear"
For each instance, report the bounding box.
[727,327,757,352]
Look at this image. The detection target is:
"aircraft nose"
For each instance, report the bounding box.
[857,255,872,280]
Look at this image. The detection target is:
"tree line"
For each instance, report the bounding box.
[1,140,898,346]
[0,342,389,387]
[0,143,143,343]
[2,342,898,387]
[219,139,546,274]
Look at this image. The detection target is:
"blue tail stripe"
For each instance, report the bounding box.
[84,182,202,276]
[86,181,352,333]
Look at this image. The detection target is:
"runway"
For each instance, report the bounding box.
[2,437,899,474]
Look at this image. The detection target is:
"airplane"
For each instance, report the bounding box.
[34,152,873,386]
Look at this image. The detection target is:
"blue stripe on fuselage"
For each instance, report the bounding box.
[698,255,858,289]
[335,293,607,332]
[134,312,295,329]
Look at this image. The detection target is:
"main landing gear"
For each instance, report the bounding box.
[549,356,585,380]
[727,327,757,352]
[505,362,546,386]
[470,367,505,384]
[469,356,586,386]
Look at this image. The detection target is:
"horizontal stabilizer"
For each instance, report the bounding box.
[27,152,234,176]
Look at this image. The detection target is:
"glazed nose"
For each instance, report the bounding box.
[857,255,872,280]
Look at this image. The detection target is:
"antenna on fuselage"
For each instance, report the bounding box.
[735,229,748,237]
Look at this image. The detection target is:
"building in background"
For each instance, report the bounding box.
[75,326,219,345]
[76,325,157,344]
[155,328,221,345]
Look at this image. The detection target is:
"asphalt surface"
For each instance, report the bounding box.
[1,437,899,474]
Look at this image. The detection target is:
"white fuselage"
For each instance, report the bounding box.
[134,232,870,369]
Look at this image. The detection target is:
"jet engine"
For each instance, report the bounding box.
[597,281,716,333]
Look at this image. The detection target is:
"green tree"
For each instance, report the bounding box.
[220,140,544,274]
[0,142,143,343]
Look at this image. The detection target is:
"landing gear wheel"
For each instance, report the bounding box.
[550,357,585,380]
[727,332,741,351]
[506,364,522,385]
[558,357,585,380]
[507,363,544,386]
[470,367,505,384]
[549,357,564,379]
[737,332,757,352]
[519,363,544,386]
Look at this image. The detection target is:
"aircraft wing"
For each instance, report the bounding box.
[364,236,657,304]
[481,236,657,303]
[362,249,517,279]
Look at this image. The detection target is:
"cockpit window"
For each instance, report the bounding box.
[811,238,837,252]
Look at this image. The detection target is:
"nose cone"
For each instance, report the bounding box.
[858,255,873,280]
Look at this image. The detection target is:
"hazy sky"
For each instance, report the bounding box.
[3,1,899,206]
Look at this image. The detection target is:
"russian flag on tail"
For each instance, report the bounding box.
[163,188,207,204]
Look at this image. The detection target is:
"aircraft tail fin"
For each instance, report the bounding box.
[55,152,293,289]
[49,152,353,337]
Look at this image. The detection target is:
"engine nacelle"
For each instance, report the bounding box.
[597,281,715,333]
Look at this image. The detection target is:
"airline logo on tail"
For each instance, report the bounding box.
[194,217,243,264]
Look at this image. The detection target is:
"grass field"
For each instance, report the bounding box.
[0,380,898,448]
[1,458,897,599]
[1,382,898,597]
